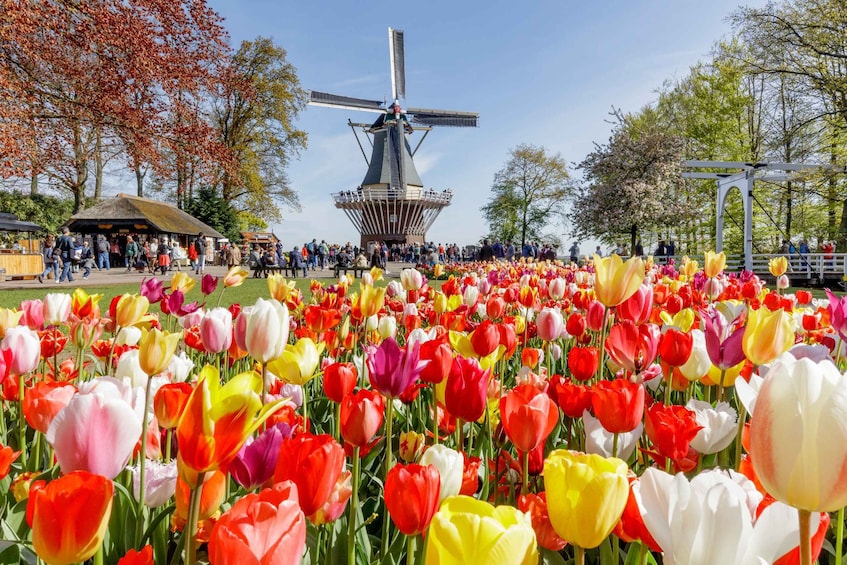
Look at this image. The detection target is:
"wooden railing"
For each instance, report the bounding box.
[644,252,847,281]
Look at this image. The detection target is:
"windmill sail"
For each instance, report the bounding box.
[389,28,406,100]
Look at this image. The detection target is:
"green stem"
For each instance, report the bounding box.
[612,432,619,459]
[597,307,610,381]
[302,379,309,425]
[135,373,155,546]
[165,429,172,463]
[407,534,416,565]
[575,545,585,565]
[455,418,463,453]
[381,400,394,558]
[431,384,439,445]
[836,506,844,565]
[261,363,268,406]
[184,471,207,565]
[664,365,674,405]
[107,326,122,373]
[18,373,26,467]
[733,405,747,471]
[348,446,360,565]
[799,508,812,565]
[638,541,649,565]
[93,542,104,565]
[521,451,529,495]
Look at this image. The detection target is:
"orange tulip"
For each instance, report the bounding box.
[27,471,113,565]
[304,305,342,333]
[71,288,102,319]
[117,546,153,565]
[208,481,306,565]
[153,382,193,429]
[593,254,645,307]
[175,468,227,521]
[0,444,20,480]
[23,381,77,434]
[176,365,283,475]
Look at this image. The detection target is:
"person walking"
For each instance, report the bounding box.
[79,240,95,279]
[125,236,139,272]
[97,235,110,270]
[38,234,58,283]
[193,232,207,275]
[56,227,75,283]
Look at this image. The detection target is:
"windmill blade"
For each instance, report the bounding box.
[407,107,479,127]
[309,91,385,113]
[389,27,406,100]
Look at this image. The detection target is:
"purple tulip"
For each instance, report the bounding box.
[366,337,423,398]
[702,308,746,370]
[201,274,219,296]
[140,277,164,304]
[826,289,847,341]
[229,423,293,490]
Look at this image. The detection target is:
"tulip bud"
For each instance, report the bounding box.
[586,300,606,332]
[378,315,397,339]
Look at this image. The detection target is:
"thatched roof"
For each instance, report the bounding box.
[66,194,224,238]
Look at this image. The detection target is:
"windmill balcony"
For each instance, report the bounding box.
[332,187,453,206]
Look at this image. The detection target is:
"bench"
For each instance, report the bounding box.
[251,264,296,278]
[333,265,366,278]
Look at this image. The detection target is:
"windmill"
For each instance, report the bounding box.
[309,27,478,249]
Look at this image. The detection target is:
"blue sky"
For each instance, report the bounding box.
[208,0,762,252]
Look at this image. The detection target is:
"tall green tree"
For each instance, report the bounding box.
[481,144,570,246]
[211,37,308,223]
[184,186,241,242]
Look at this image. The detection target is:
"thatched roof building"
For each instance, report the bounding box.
[65,194,224,238]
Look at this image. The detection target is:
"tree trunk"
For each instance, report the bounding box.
[71,121,88,213]
[135,164,145,197]
[520,204,528,247]
[30,172,38,195]
[94,128,103,201]
[630,224,637,256]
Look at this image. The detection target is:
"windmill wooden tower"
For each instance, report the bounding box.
[309,28,478,249]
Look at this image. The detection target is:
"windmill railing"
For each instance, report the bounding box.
[333,187,453,205]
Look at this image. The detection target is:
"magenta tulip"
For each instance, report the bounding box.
[140,277,164,304]
[202,274,219,295]
[200,308,233,354]
[702,308,746,370]
[826,289,847,341]
[230,423,294,490]
[366,337,423,398]
[1,326,41,375]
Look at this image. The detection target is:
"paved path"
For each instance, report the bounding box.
[4,261,413,290]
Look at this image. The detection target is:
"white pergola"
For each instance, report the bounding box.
[682,160,845,271]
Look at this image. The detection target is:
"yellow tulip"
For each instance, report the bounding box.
[702,360,745,387]
[267,273,296,302]
[71,288,103,318]
[769,256,788,277]
[223,265,249,288]
[138,328,182,376]
[425,496,538,565]
[742,306,794,366]
[0,308,23,338]
[434,264,445,278]
[267,338,325,386]
[703,250,726,278]
[680,257,698,279]
[170,272,196,295]
[593,254,644,307]
[359,284,385,318]
[659,308,695,332]
[544,450,628,549]
[115,294,150,328]
[369,266,384,281]
[433,292,448,315]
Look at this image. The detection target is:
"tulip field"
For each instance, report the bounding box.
[0,254,845,564]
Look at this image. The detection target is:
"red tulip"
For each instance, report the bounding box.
[154,382,193,430]
[304,305,342,333]
[175,469,227,521]
[274,434,345,520]
[384,463,441,536]
[445,356,489,422]
[565,312,586,338]
[567,346,599,381]
[419,338,452,384]
[340,390,385,449]
[323,362,357,403]
[613,474,661,552]
[486,296,506,320]
[208,481,306,565]
[604,320,660,373]
[0,444,20,480]
[547,375,594,418]
[460,453,482,495]
[117,546,154,565]
[27,471,114,565]
[518,493,567,551]
[590,378,645,433]
[499,384,558,453]
[498,322,517,359]
[469,320,499,357]
[644,402,702,464]
[658,328,693,367]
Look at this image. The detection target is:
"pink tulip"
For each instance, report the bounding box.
[367,337,423,398]
[19,299,44,330]
[702,308,746,370]
[536,308,564,342]
[42,293,71,326]
[1,326,41,375]
[200,308,233,354]
[400,268,423,291]
[46,377,142,479]
[202,274,219,296]
[548,277,567,301]
[140,277,164,304]
[826,289,847,341]
[617,284,653,325]
[585,300,606,332]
